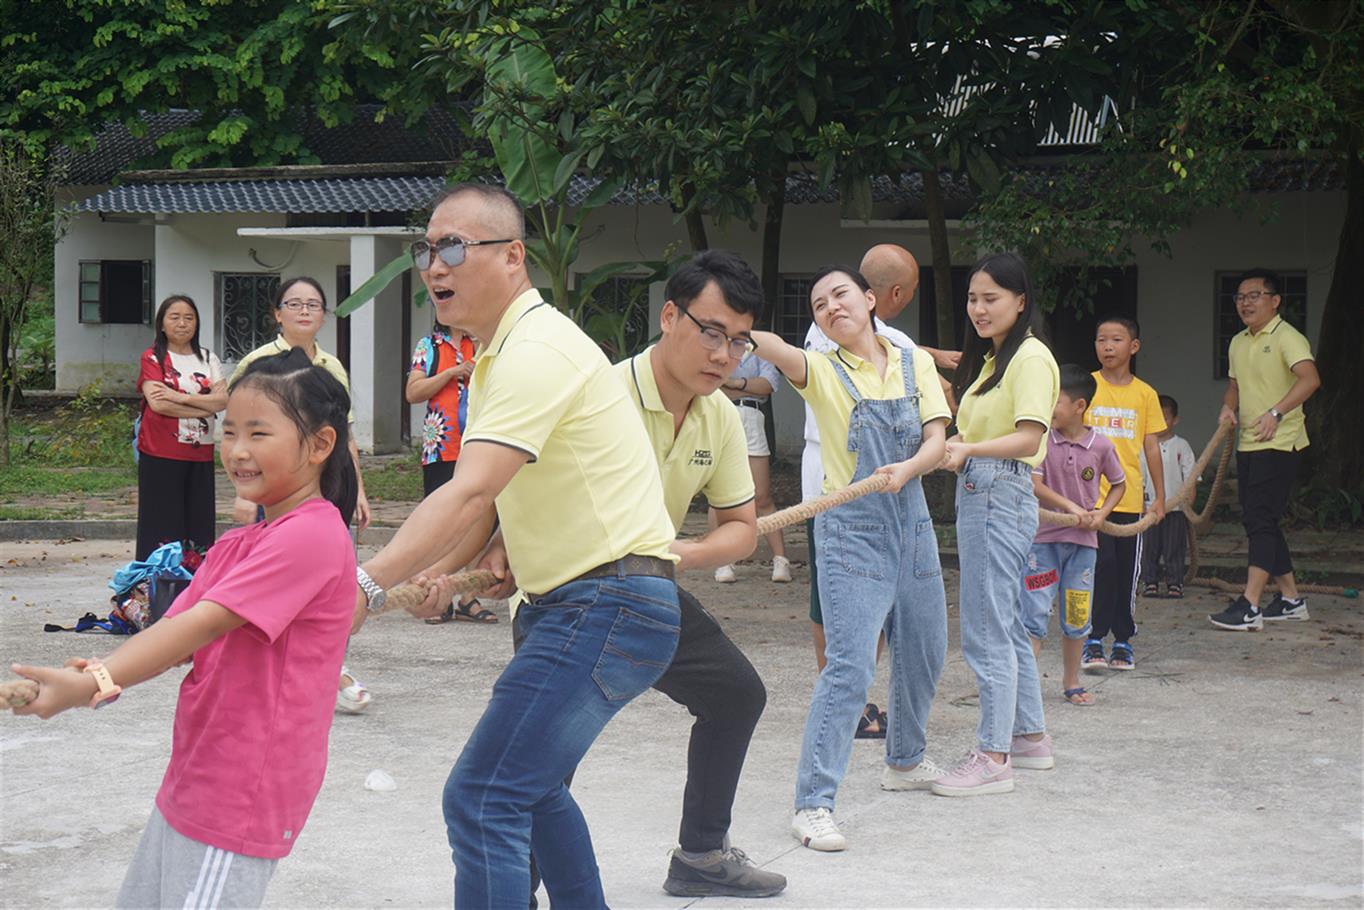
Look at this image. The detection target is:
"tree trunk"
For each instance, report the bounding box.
[1303,143,1364,490]
[922,166,956,348]
[760,171,786,331]
[680,183,709,251]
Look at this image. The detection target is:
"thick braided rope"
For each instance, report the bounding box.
[756,474,890,536]
[1185,440,1235,580]
[1037,421,1235,538]
[377,570,500,616]
[1,679,39,711]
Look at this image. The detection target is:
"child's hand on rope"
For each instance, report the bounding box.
[8,664,97,719]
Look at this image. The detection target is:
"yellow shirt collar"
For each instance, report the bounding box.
[628,346,668,414]
[484,289,546,357]
[1244,314,1283,338]
[834,335,896,371]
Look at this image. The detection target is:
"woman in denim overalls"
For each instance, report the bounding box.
[939,253,1060,797]
[749,267,949,852]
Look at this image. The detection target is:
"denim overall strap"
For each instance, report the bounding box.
[796,345,947,811]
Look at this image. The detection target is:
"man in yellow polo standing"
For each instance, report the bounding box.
[348,183,680,908]
[1210,268,1321,631]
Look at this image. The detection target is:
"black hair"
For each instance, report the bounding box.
[1158,393,1179,417]
[953,252,1047,400]
[1095,314,1140,340]
[152,295,206,366]
[808,266,874,324]
[273,276,328,312]
[428,182,526,240]
[666,250,765,320]
[230,348,358,526]
[1238,268,1281,296]
[1058,363,1097,404]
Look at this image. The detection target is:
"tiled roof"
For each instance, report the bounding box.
[56,106,474,185]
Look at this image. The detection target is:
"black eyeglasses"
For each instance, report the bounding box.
[679,307,756,359]
[1233,290,1277,304]
[411,236,515,270]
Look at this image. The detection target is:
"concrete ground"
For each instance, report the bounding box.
[1,533,1362,909]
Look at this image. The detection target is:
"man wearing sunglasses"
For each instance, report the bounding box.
[348,183,682,908]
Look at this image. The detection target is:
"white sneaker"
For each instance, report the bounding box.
[714,565,738,583]
[336,666,371,714]
[880,756,945,791]
[771,555,792,583]
[791,807,846,851]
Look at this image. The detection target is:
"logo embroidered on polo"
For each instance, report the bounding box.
[690,449,713,466]
[1081,467,1095,481]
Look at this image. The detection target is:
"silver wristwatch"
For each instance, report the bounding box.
[356,567,387,613]
[1268,407,1284,420]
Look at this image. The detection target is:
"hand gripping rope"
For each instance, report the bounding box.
[3,423,1354,710]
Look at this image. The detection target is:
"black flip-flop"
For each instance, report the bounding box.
[855,702,887,739]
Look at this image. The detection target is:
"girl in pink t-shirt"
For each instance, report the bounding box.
[13,348,359,908]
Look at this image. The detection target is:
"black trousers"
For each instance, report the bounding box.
[520,586,767,903]
[1237,449,1299,577]
[1141,511,1189,587]
[135,453,215,561]
[1093,511,1143,644]
[422,459,456,498]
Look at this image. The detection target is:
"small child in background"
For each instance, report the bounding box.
[12,349,358,909]
[1023,365,1125,707]
[1141,394,1197,598]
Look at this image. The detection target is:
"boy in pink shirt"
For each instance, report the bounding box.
[1022,365,1126,706]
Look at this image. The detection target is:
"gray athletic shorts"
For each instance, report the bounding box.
[115,808,278,909]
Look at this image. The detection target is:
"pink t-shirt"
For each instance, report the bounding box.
[1033,428,1126,549]
[155,498,356,859]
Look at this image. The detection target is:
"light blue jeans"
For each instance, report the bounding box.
[956,459,1046,752]
[443,575,680,909]
[1022,541,1097,640]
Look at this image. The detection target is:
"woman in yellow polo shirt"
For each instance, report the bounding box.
[750,266,950,853]
[937,252,1059,798]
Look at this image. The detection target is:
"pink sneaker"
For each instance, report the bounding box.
[1010,733,1055,770]
[931,749,1014,797]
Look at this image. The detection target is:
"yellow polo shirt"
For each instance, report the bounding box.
[1085,372,1166,513]
[955,335,1059,468]
[1228,315,1313,452]
[795,338,952,491]
[463,290,676,595]
[229,336,356,424]
[615,347,755,530]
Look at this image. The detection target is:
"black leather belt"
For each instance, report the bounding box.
[736,399,764,410]
[528,554,675,601]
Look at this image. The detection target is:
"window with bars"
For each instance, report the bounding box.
[1214,271,1307,379]
[776,275,814,345]
[575,273,653,358]
[78,260,151,325]
[217,272,281,362]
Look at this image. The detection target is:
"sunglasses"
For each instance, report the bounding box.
[410,236,515,271]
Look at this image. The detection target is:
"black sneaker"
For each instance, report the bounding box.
[1262,594,1310,622]
[1081,639,1107,672]
[663,846,788,898]
[1210,596,1263,631]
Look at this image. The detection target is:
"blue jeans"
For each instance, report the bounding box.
[443,575,679,908]
[1022,542,1097,639]
[956,459,1046,752]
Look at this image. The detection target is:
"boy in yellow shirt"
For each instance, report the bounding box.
[1082,316,1166,672]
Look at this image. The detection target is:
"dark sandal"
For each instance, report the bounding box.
[453,599,499,624]
[855,702,887,739]
[1063,687,1095,706]
[424,603,456,625]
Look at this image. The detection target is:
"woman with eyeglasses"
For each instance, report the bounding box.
[229,276,375,713]
[135,294,227,560]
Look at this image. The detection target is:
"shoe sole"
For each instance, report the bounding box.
[771,576,792,583]
[880,777,937,791]
[1108,662,1135,671]
[1209,618,1263,631]
[1263,612,1310,622]
[791,832,846,852]
[931,778,1015,797]
[664,878,787,898]
[1011,756,1055,770]
[1082,662,1108,674]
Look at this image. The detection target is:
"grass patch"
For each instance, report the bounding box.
[364,460,424,502]
[0,505,89,520]
[0,466,135,497]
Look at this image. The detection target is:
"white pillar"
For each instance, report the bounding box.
[346,235,404,453]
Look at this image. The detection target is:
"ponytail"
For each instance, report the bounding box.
[231,348,358,526]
